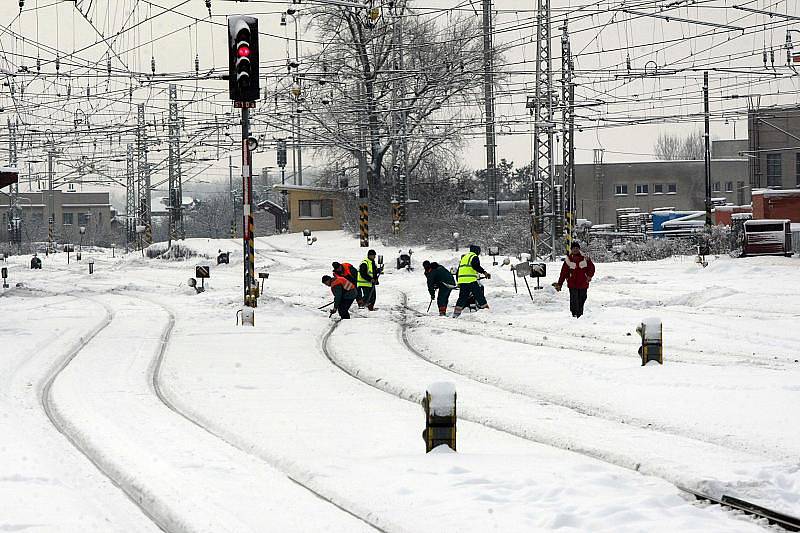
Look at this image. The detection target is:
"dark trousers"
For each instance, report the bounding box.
[436,287,452,308]
[338,297,355,319]
[358,286,376,308]
[569,288,588,317]
[456,282,487,308]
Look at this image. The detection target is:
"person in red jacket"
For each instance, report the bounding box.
[554,242,596,318]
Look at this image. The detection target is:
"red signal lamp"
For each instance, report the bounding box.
[237,44,251,58]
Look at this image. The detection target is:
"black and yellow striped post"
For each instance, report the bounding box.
[359,202,369,247]
[564,210,575,254]
[391,200,400,235]
[422,383,457,452]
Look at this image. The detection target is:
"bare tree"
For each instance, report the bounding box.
[654,129,704,160]
[300,1,487,193]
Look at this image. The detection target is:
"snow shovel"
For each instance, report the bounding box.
[318,301,334,310]
[426,298,434,313]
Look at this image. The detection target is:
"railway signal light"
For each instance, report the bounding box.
[228,16,260,103]
[276,139,287,168]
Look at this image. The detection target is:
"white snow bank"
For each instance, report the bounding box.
[427,381,456,416]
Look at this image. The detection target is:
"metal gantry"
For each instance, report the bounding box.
[125,144,136,247]
[7,119,21,247]
[561,22,576,252]
[168,84,184,244]
[136,103,152,248]
[531,0,557,259]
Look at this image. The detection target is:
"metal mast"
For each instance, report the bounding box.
[168,84,184,244]
[532,0,556,259]
[125,144,136,248]
[482,0,498,222]
[561,23,576,252]
[7,119,21,248]
[136,104,152,248]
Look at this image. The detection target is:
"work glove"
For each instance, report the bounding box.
[329,309,336,317]
[484,272,492,280]
[429,292,435,300]
[552,282,562,292]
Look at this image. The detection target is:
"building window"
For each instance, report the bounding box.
[654,183,664,194]
[614,184,628,195]
[712,182,721,192]
[796,153,800,187]
[62,212,74,226]
[766,153,782,187]
[635,184,649,195]
[737,181,745,205]
[667,183,677,193]
[298,199,333,219]
[78,213,91,226]
[725,181,733,192]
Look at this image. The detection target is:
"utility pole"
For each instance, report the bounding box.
[482,0,498,223]
[136,104,152,248]
[531,0,556,260]
[168,84,183,246]
[703,71,712,228]
[7,119,21,249]
[126,144,136,250]
[561,23,576,252]
[392,0,409,229]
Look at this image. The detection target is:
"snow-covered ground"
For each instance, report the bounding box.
[1,230,798,532]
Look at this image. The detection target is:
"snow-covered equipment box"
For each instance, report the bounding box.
[422,382,457,452]
[636,318,663,366]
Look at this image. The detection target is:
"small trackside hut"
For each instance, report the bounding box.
[742,219,793,257]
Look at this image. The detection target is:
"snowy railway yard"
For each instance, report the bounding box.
[2,230,799,532]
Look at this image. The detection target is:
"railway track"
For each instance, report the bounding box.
[140,292,386,533]
[40,297,170,532]
[320,297,800,532]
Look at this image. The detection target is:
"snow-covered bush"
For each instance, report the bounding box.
[145,242,198,260]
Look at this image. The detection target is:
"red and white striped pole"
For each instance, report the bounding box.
[241,107,257,311]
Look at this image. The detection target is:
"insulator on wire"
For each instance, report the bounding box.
[18,0,24,11]
[626,53,631,71]
[107,57,112,76]
[55,56,60,72]
[36,56,41,72]
[151,56,156,75]
[195,54,200,75]
[770,50,775,68]
[205,0,212,16]
[763,50,768,68]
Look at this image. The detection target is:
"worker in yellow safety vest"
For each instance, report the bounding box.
[357,249,381,310]
[453,244,491,317]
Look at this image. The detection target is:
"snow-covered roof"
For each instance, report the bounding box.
[751,188,800,198]
[714,205,751,212]
[745,218,790,226]
[1,166,19,174]
[273,184,340,193]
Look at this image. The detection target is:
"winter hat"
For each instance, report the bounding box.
[367,249,377,257]
[321,275,333,284]
[571,242,581,250]
[422,260,431,270]
[469,244,481,255]
[331,261,342,270]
